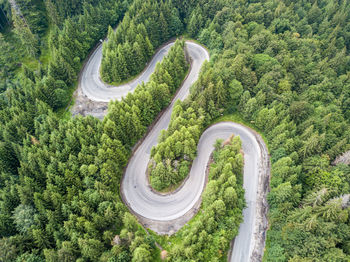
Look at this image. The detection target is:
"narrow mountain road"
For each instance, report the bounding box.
[80,41,176,102]
[78,39,269,261]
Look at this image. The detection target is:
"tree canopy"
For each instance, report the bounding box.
[1,0,350,261]
[100,0,183,84]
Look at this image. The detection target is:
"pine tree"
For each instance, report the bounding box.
[101,49,114,83]
[133,42,144,70]
[144,36,154,59]
[48,51,74,84]
[60,18,84,61]
[238,90,251,112]
[116,46,129,80]
[172,11,183,35]
[123,42,136,75]
[188,9,203,37]
[159,12,169,43]
[215,78,226,107]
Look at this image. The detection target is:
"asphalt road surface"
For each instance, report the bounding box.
[80,41,176,102]
[79,39,269,261]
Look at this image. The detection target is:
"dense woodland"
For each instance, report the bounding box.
[152,0,350,261]
[1,18,187,261]
[158,136,245,261]
[149,66,240,191]
[101,0,183,84]
[0,0,350,261]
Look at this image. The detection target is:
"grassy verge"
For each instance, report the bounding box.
[154,181,183,194]
[147,211,205,258]
[56,99,74,120]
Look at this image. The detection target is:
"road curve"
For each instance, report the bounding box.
[81,41,174,102]
[79,39,269,261]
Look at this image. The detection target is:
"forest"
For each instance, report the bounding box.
[0,0,350,261]
[154,136,245,261]
[100,0,182,84]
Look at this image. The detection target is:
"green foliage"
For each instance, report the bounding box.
[16,0,48,36]
[0,3,10,31]
[0,0,148,261]
[104,39,188,148]
[149,0,350,260]
[132,246,152,262]
[101,0,183,83]
[149,50,245,191]
[150,104,204,190]
[165,137,245,261]
[16,252,45,262]
[12,12,39,58]
[2,0,350,261]
[0,237,17,261]
[0,33,23,84]
[47,0,128,86]
[0,37,187,261]
[12,204,37,234]
[180,1,350,260]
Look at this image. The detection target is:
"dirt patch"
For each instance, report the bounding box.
[70,87,109,120]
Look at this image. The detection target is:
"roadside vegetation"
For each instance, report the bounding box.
[154,136,245,261]
[0,31,188,260]
[0,0,350,261]
[101,0,183,84]
[149,59,243,191]
[150,0,350,260]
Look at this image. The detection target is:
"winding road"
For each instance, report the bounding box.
[79,39,269,261]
